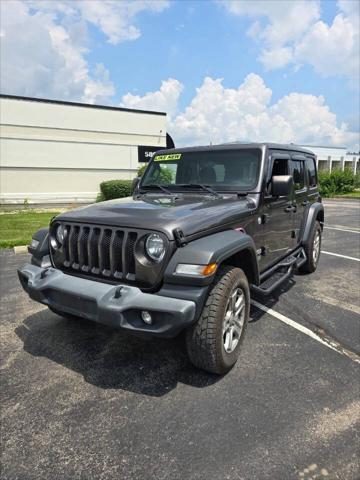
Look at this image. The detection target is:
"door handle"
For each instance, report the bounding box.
[302,200,310,206]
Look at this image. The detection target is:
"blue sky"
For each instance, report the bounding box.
[88,1,353,119]
[1,0,359,149]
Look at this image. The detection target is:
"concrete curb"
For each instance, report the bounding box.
[13,245,28,254]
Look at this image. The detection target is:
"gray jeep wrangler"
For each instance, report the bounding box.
[18,143,324,374]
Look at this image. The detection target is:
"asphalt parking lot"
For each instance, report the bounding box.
[1,199,359,480]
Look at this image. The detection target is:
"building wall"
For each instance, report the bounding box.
[298,144,358,173]
[0,96,167,204]
[345,154,359,174]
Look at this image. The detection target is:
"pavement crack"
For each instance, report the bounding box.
[310,325,360,364]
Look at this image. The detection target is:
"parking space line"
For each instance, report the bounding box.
[324,226,360,234]
[251,300,360,364]
[321,251,360,262]
[323,201,360,208]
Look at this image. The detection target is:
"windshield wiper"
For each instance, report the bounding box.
[139,184,173,195]
[176,184,220,197]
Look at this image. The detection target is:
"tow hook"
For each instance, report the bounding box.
[40,268,50,279]
[114,286,123,299]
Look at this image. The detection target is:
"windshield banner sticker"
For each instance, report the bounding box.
[154,154,181,161]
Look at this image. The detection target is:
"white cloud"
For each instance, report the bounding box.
[259,47,293,70]
[171,74,273,145]
[121,78,184,118]
[222,0,320,46]
[124,74,359,150]
[219,0,359,84]
[0,0,169,102]
[74,0,170,44]
[295,5,359,86]
[27,0,170,44]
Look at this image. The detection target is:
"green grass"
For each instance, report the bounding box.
[335,191,360,198]
[0,210,60,248]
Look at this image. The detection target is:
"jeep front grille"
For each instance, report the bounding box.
[56,223,139,281]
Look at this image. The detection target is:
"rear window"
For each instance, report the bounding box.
[291,160,305,191]
[306,157,317,187]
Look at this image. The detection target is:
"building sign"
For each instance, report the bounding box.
[138,145,165,163]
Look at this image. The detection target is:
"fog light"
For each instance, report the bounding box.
[141,311,153,325]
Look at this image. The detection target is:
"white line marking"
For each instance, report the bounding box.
[251,300,360,364]
[321,251,360,262]
[324,226,360,234]
[323,202,360,207]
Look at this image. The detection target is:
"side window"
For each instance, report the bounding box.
[267,158,289,195]
[291,160,305,191]
[272,158,289,176]
[306,157,317,187]
[213,163,225,182]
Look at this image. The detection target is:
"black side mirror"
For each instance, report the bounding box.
[132,177,140,194]
[271,175,293,197]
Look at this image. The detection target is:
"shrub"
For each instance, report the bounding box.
[137,164,147,177]
[137,163,174,184]
[354,172,360,189]
[318,169,358,197]
[96,192,105,202]
[154,166,174,184]
[98,180,133,201]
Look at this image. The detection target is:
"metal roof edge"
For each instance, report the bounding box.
[0,94,167,117]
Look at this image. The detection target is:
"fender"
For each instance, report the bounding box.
[301,202,324,245]
[28,227,51,268]
[164,230,259,286]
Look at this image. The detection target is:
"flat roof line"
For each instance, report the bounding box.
[297,144,347,149]
[0,94,167,117]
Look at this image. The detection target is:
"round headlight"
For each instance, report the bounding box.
[145,233,165,262]
[55,224,65,245]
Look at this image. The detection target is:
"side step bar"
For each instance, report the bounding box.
[251,247,307,296]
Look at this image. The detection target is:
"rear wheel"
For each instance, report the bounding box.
[299,220,322,274]
[186,265,250,374]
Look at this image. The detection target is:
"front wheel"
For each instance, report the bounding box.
[186,266,250,374]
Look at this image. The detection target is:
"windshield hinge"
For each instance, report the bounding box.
[173,228,187,247]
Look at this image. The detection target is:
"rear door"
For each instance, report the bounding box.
[290,155,307,245]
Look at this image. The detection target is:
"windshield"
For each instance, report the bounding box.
[140,149,261,192]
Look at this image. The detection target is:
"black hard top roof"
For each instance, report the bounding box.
[156,142,315,156]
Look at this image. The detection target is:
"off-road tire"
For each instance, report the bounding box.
[299,220,322,274]
[186,265,250,374]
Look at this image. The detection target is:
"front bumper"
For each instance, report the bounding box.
[18,264,196,337]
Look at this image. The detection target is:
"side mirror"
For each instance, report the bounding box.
[271,175,293,197]
[132,177,140,194]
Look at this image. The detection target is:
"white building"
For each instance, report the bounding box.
[297,144,359,173]
[0,95,171,205]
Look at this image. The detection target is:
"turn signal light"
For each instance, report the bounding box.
[175,263,217,277]
[201,263,217,276]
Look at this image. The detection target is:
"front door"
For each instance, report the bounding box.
[262,155,295,268]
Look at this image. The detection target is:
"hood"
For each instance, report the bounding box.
[55,194,255,240]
